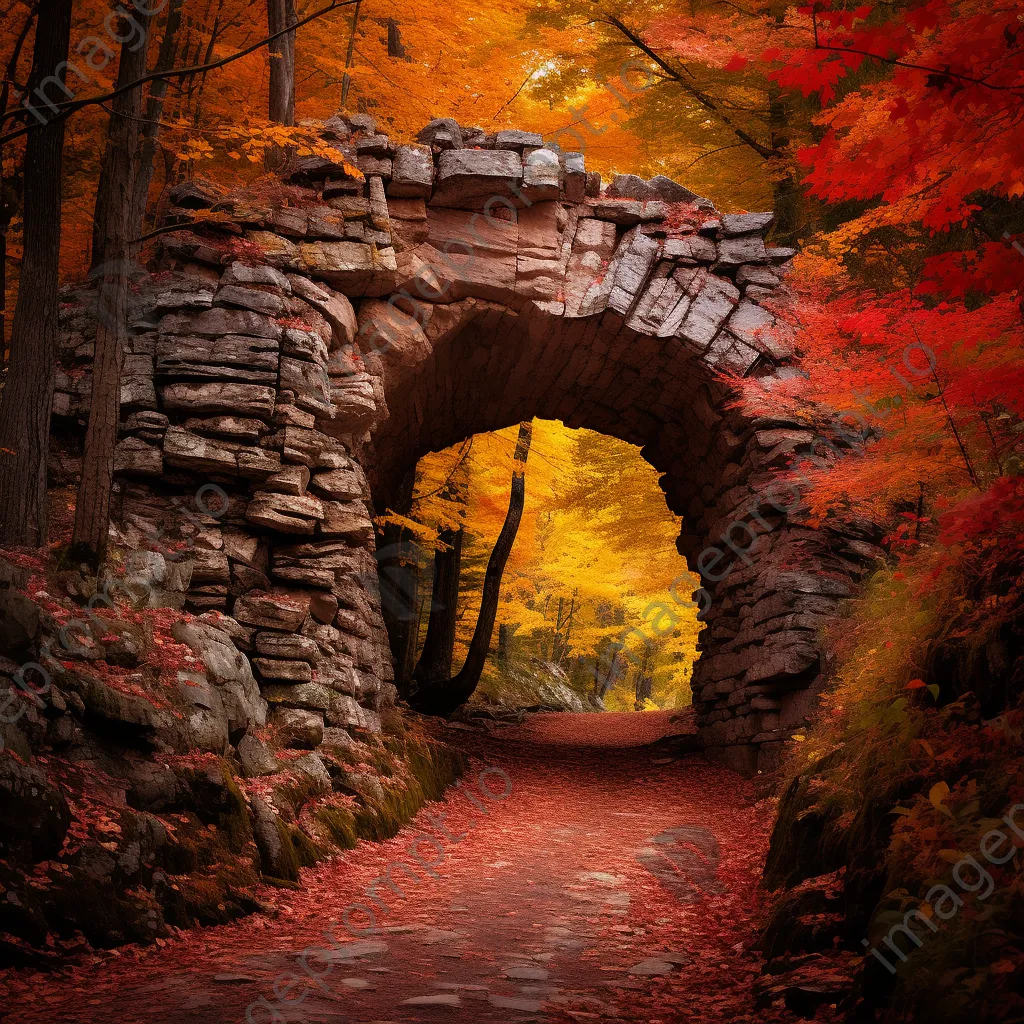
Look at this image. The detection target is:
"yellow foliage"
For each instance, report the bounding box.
[406,420,702,709]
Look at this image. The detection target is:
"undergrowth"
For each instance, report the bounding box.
[769,531,1024,1022]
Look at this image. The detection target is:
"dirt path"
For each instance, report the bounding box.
[2,712,802,1023]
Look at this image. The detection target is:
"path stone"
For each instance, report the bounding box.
[503,966,550,980]
[402,993,461,1006]
[628,959,677,976]
[319,940,389,960]
[489,994,546,1011]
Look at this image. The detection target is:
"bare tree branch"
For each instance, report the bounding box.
[601,14,775,160]
[0,0,357,143]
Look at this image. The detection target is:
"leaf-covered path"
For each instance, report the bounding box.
[2,712,811,1023]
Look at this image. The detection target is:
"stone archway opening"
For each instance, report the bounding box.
[343,187,819,775]
[381,417,704,719]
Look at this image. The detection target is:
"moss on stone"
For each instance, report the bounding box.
[219,761,254,854]
[380,706,407,737]
[288,823,322,868]
[315,807,359,849]
[351,737,467,843]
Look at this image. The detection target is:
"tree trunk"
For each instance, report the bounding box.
[378,519,421,698]
[267,0,296,125]
[130,0,185,236]
[410,421,533,715]
[497,622,518,665]
[71,16,151,567]
[0,8,36,375]
[0,0,73,547]
[340,0,361,108]
[634,640,654,707]
[386,19,406,58]
[767,0,803,244]
[413,526,463,683]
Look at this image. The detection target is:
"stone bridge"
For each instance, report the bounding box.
[54,114,881,774]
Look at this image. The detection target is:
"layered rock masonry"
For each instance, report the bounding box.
[51,112,877,775]
[0,544,471,960]
[57,238,392,753]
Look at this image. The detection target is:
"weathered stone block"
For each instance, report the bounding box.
[389,144,433,198]
[246,491,325,533]
[720,212,774,236]
[156,334,279,379]
[664,236,717,264]
[159,306,283,340]
[677,276,740,348]
[430,149,524,210]
[160,382,277,418]
[736,264,780,288]
[590,199,644,225]
[416,117,463,149]
[233,591,310,631]
[495,129,543,151]
[648,174,702,203]
[214,284,286,317]
[114,437,163,476]
[320,500,374,540]
[280,355,332,415]
[164,426,240,474]
[263,464,310,496]
[255,660,311,686]
[564,152,586,202]
[221,262,291,292]
[573,217,617,258]
[522,149,560,202]
[716,235,770,267]
[263,683,332,713]
[607,231,660,315]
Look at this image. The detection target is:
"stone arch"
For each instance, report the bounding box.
[53,113,881,775]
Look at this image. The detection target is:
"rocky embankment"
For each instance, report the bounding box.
[0,548,465,964]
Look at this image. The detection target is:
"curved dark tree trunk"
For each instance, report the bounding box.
[0,0,73,547]
[0,8,37,376]
[410,421,533,716]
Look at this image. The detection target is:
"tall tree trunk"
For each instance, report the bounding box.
[130,0,185,236]
[413,526,463,685]
[90,11,154,270]
[410,421,533,715]
[340,0,361,108]
[634,640,654,707]
[267,0,296,125]
[0,0,73,547]
[767,0,803,244]
[385,19,405,59]
[496,622,518,665]
[0,8,36,375]
[378,519,421,697]
[71,17,151,567]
